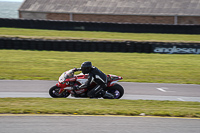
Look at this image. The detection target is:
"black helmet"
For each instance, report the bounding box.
[81,61,92,74]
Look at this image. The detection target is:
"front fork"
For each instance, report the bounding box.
[56,83,66,94]
[58,88,65,94]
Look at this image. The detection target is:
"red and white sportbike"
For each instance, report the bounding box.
[49,69,124,99]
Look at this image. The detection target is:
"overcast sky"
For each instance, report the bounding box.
[0,0,24,2]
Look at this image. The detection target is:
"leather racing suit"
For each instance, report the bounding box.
[78,66,108,98]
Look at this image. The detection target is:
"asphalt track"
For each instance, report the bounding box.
[0,115,200,133]
[0,80,199,102]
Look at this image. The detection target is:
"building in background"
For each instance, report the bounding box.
[18,0,200,25]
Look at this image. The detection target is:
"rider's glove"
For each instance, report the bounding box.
[72,68,81,72]
[72,68,78,72]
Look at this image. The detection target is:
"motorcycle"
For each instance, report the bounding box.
[49,68,124,99]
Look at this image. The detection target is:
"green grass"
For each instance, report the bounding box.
[0,98,200,118]
[1,27,200,42]
[0,50,199,84]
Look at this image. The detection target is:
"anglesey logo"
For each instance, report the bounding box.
[154,46,200,54]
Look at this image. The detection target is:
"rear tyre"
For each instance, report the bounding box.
[104,84,124,99]
[49,85,70,98]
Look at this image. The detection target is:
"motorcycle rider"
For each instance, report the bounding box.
[74,61,114,99]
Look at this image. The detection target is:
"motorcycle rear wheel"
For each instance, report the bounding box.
[49,85,70,98]
[105,84,124,99]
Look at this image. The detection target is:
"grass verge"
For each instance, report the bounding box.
[0,98,199,118]
[1,27,200,42]
[0,50,200,84]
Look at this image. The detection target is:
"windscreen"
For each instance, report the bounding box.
[59,69,74,82]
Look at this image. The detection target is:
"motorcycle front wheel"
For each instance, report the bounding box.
[104,84,124,99]
[49,85,70,98]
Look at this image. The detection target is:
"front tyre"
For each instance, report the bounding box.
[49,85,70,98]
[104,84,124,99]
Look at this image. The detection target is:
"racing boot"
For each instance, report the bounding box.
[92,90,104,98]
[103,92,114,99]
